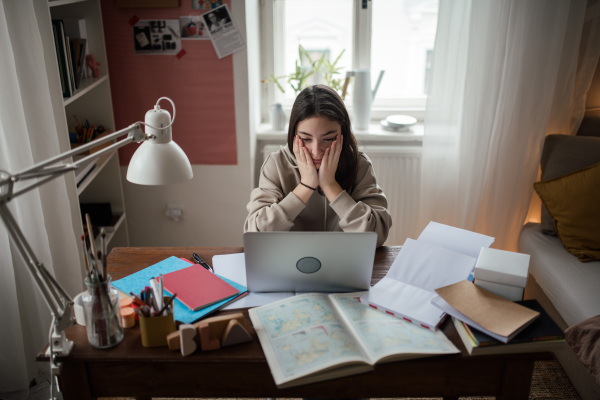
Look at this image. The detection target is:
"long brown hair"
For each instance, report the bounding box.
[287,84,359,192]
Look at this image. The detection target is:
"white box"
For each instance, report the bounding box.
[474,278,524,301]
[474,248,530,288]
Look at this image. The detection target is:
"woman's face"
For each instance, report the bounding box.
[296,116,341,169]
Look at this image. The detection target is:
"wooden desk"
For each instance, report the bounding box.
[44,246,552,400]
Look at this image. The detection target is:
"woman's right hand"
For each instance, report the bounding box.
[293,135,319,189]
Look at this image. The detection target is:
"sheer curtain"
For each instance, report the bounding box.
[0,1,82,398]
[418,0,600,251]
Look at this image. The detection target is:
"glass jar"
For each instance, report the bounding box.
[82,275,124,349]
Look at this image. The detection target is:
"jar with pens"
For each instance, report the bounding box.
[81,214,124,349]
[129,276,177,347]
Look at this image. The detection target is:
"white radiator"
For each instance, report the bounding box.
[361,146,421,246]
[261,144,422,246]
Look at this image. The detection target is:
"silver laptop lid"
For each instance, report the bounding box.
[244,231,377,292]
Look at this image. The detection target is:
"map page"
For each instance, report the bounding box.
[249,292,459,388]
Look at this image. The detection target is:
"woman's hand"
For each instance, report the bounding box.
[319,134,343,190]
[293,135,319,189]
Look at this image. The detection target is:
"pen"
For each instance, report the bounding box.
[192,253,213,273]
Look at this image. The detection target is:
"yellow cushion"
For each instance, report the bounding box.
[534,161,600,262]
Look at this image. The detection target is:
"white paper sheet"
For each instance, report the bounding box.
[360,222,495,330]
[417,221,495,259]
[212,253,294,309]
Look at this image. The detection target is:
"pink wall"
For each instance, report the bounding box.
[101,1,237,165]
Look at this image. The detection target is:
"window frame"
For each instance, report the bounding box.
[259,0,429,125]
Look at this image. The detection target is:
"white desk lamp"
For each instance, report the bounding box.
[0,96,192,397]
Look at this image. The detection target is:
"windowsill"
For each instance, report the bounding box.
[256,122,423,145]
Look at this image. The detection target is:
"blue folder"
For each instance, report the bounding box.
[112,256,247,324]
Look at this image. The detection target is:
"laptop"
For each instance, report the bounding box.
[243,231,377,292]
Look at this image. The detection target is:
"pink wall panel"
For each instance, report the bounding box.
[101,1,237,165]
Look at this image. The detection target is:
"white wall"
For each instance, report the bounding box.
[120,0,259,248]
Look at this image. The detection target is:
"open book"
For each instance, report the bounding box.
[360,222,495,329]
[248,292,459,389]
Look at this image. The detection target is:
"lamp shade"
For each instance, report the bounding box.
[126,103,193,185]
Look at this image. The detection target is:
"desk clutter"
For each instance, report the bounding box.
[73,221,565,389]
[108,254,251,353]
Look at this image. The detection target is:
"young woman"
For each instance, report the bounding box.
[244,84,392,247]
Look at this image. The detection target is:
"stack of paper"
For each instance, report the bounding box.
[360,222,495,330]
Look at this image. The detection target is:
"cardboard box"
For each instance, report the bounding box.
[474,278,524,301]
[474,248,530,288]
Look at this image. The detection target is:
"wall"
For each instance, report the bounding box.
[101,0,257,247]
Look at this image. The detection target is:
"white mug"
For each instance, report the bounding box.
[270,103,286,131]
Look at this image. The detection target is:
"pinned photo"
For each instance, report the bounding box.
[133,20,182,55]
[180,16,210,40]
[202,4,245,59]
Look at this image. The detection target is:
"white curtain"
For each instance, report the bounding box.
[0,1,82,398]
[418,0,600,251]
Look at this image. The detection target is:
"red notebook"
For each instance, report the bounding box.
[161,265,239,311]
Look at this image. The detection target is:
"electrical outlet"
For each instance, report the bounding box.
[165,205,183,222]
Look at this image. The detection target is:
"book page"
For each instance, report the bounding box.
[248,293,370,387]
[330,292,459,365]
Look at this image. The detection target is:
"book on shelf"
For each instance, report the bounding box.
[452,299,565,355]
[51,19,73,97]
[112,256,247,324]
[248,292,460,389]
[52,18,88,95]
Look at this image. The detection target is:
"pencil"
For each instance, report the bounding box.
[157,293,177,316]
[80,234,90,279]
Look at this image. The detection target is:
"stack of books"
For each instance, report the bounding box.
[51,18,88,98]
[452,299,565,355]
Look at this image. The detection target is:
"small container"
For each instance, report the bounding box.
[270,103,286,131]
[139,312,176,347]
[82,275,124,349]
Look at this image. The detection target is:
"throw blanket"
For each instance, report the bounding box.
[565,315,600,386]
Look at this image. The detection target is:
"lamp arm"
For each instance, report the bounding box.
[14,123,145,181]
[1,124,145,202]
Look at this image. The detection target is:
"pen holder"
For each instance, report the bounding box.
[139,297,176,347]
[82,275,124,349]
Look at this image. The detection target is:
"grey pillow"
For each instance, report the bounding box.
[539,134,600,235]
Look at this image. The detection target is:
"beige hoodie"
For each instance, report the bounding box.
[244,146,392,247]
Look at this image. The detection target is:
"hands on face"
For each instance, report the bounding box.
[293,134,343,190]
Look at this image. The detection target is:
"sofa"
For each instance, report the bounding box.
[519,133,600,400]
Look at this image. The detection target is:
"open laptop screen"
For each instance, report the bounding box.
[243,231,377,292]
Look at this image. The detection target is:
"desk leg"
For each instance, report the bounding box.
[497,359,535,400]
[59,361,93,400]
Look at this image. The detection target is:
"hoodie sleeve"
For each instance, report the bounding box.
[244,153,305,232]
[328,154,393,247]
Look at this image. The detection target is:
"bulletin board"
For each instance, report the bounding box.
[101,0,238,165]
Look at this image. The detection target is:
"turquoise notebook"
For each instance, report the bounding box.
[112,256,247,324]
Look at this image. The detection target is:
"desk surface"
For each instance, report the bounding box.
[46,246,552,400]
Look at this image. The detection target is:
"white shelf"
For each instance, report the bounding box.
[75,151,115,195]
[63,75,109,106]
[48,0,88,8]
[47,0,129,259]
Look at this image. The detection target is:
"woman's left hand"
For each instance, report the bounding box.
[318,134,343,190]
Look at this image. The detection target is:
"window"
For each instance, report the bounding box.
[260,0,439,121]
